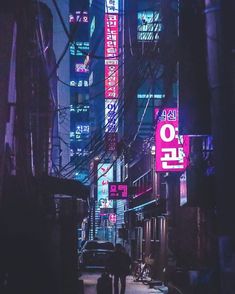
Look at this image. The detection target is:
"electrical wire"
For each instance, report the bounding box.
[58,42,162,178]
[53,1,169,181]
[68,57,164,183]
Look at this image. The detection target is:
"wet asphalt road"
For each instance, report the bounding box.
[81,271,163,293]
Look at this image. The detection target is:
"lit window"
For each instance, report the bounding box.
[137,11,162,41]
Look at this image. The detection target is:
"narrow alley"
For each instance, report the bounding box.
[81,272,168,294]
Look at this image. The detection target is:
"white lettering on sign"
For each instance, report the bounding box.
[155,108,189,172]
[160,124,175,142]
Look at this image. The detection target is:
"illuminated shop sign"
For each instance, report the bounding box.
[105,0,119,14]
[75,170,89,184]
[108,213,117,224]
[70,42,89,56]
[70,104,89,112]
[105,63,119,98]
[70,80,89,87]
[104,0,119,151]
[104,13,119,99]
[108,182,128,200]
[137,93,164,99]
[90,16,95,37]
[97,164,113,209]
[137,11,161,41]
[105,133,117,152]
[155,108,189,171]
[70,148,89,157]
[76,124,90,134]
[105,99,118,133]
[89,71,93,86]
[69,11,88,23]
[75,63,89,73]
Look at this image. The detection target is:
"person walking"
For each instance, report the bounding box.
[108,243,131,294]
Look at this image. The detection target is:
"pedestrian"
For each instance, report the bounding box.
[108,243,131,294]
[97,272,112,294]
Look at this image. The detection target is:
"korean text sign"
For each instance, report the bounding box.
[108,182,128,200]
[104,13,119,99]
[97,163,113,209]
[155,108,189,172]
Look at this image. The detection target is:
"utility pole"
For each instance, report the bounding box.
[205,1,235,293]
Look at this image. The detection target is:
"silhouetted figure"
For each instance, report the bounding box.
[108,244,131,294]
[97,272,112,294]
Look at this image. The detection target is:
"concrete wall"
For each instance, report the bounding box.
[41,0,71,174]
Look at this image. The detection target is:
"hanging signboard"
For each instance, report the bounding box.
[108,182,128,200]
[155,108,190,172]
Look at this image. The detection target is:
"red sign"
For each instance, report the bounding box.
[105,64,119,98]
[109,213,117,224]
[155,108,190,172]
[104,14,119,99]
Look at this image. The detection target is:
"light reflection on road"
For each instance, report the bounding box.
[80,271,160,293]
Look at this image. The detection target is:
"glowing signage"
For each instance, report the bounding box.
[137,11,161,41]
[70,80,89,87]
[97,164,113,209]
[70,42,89,56]
[76,124,90,134]
[180,171,187,206]
[105,99,118,133]
[108,182,128,200]
[105,133,117,151]
[155,108,189,171]
[70,104,89,113]
[104,0,119,152]
[90,16,95,37]
[105,0,119,14]
[69,11,88,23]
[105,63,119,98]
[104,14,119,99]
[75,170,89,184]
[108,213,117,224]
[75,63,89,73]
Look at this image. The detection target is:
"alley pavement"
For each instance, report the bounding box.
[81,272,167,294]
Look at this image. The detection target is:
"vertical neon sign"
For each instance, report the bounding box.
[97,163,113,209]
[104,0,119,151]
[155,108,190,172]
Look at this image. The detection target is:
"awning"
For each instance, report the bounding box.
[124,199,157,212]
[3,175,89,201]
[39,175,89,200]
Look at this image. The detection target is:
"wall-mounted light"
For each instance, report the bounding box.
[151,145,156,155]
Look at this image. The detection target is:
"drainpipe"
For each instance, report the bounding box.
[158,215,167,281]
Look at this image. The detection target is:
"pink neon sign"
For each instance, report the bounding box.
[108,182,128,200]
[155,108,190,172]
[104,13,119,99]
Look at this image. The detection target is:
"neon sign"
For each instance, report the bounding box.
[104,0,119,151]
[108,182,128,200]
[155,108,189,171]
[97,164,113,210]
[104,14,119,98]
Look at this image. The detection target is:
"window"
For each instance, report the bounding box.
[133,170,153,198]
